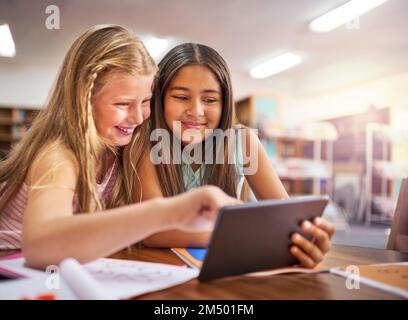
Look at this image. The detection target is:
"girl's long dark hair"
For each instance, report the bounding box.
[150,43,238,197]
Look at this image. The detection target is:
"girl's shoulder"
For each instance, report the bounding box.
[234,123,259,149]
[26,140,79,187]
[233,123,256,151]
[233,124,261,171]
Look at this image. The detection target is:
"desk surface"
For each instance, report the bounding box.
[1,245,407,299]
[111,245,408,300]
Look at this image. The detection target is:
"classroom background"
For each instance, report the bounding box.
[1,0,407,249]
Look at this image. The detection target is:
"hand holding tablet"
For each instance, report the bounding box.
[198,195,330,281]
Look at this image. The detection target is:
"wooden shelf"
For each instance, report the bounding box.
[0,118,16,125]
[273,140,334,195]
[0,133,13,141]
[0,106,38,154]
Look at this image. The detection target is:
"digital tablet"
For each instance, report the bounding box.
[198,195,329,282]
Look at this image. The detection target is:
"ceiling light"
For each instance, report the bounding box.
[309,0,390,33]
[0,24,16,57]
[249,52,302,79]
[143,36,169,61]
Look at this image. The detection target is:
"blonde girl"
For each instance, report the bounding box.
[0,26,239,269]
[137,43,335,268]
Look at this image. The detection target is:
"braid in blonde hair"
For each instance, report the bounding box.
[81,64,106,211]
[0,24,158,215]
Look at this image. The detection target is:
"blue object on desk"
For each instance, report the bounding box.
[186,248,207,262]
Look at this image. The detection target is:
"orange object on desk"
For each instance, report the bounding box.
[21,293,57,300]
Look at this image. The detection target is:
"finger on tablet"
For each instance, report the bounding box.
[290,246,316,268]
[301,221,331,253]
[313,217,336,239]
[291,233,324,263]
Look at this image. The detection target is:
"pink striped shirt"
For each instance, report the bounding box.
[0,162,117,250]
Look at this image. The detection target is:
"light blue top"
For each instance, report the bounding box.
[181,125,245,197]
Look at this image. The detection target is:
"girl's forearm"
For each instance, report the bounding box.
[23,198,173,269]
[143,230,211,248]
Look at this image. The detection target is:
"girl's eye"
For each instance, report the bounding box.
[115,102,130,108]
[204,98,218,104]
[173,95,188,101]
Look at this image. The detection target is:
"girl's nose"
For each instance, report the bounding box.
[187,99,205,117]
[129,105,144,126]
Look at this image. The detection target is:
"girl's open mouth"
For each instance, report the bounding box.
[115,126,135,135]
[181,121,206,129]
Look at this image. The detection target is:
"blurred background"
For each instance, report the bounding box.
[1,0,408,248]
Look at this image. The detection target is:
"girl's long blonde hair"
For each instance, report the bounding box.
[0,24,157,214]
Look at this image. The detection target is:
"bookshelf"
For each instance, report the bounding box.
[235,95,337,196]
[262,126,337,196]
[324,107,407,224]
[235,96,257,128]
[0,106,39,155]
[363,123,408,225]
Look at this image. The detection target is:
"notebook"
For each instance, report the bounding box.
[330,262,408,299]
[0,252,198,300]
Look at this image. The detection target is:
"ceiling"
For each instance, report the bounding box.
[1,0,407,102]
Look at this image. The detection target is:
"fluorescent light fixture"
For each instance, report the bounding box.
[143,36,169,61]
[309,0,390,33]
[0,24,16,57]
[249,52,302,79]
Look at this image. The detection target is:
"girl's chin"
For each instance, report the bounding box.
[104,136,132,147]
[172,128,216,145]
[181,139,204,146]
[181,135,209,145]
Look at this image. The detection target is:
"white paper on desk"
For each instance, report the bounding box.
[330,262,408,299]
[83,258,199,299]
[0,254,44,279]
[245,266,329,277]
[0,256,76,300]
[59,258,116,300]
[0,277,77,300]
[0,255,198,300]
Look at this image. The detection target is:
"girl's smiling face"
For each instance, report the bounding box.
[163,65,223,145]
[93,71,154,147]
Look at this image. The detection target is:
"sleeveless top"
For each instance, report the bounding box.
[181,125,245,196]
[0,161,117,250]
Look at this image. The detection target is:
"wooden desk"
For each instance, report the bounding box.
[1,245,407,299]
[110,245,408,300]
